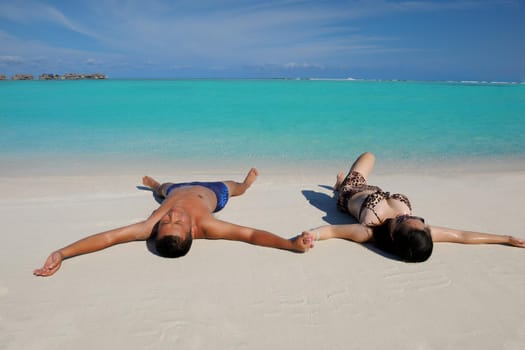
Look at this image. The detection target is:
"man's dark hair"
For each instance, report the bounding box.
[155,233,193,258]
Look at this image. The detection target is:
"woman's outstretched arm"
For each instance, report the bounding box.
[430,226,525,247]
[305,224,373,243]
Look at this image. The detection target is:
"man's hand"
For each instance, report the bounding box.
[33,251,63,277]
[290,232,314,253]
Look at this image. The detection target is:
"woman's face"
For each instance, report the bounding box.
[390,215,426,238]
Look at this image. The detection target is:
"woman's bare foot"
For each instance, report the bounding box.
[334,171,344,190]
[142,176,161,190]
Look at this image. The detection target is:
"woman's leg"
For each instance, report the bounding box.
[335,152,376,190]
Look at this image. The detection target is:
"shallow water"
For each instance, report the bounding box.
[1,79,524,172]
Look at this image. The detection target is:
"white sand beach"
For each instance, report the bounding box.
[1,161,525,349]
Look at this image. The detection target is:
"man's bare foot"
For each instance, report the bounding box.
[142,176,161,190]
[334,171,344,190]
[243,168,259,188]
[223,168,260,197]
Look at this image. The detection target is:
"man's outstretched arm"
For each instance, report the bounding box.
[203,219,314,253]
[33,220,155,277]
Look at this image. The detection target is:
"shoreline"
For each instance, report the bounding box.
[2,152,525,177]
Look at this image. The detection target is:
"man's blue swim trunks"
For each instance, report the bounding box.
[165,181,229,213]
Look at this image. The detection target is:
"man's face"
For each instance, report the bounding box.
[157,208,191,239]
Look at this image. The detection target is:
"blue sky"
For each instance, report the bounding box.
[0,0,524,80]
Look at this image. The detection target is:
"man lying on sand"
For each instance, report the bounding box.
[34,168,313,277]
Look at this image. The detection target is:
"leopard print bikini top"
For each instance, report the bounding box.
[359,190,412,224]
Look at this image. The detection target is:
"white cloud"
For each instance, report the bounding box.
[170,65,193,70]
[0,0,521,77]
[250,62,326,71]
[283,62,325,69]
[84,58,102,66]
[0,55,24,65]
[0,1,99,39]
[1,0,507,65]
[82,0,503,63]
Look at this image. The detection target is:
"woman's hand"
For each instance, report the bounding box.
[509,236,525,248]
[290,232,315,253]
[33,251,63,277]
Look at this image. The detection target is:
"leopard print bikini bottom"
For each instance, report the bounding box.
[336,171,412,223]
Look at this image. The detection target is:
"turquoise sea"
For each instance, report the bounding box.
[1,79,524,172]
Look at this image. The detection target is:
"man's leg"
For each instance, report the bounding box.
[142,176,173,199]
[223,168,258,198]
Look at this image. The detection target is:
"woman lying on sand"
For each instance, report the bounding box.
[305,152,525,262]
[34,168,313,277]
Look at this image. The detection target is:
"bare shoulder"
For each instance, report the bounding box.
[429,226,451,242]
[195,214,224,239]
[200,217,255,241]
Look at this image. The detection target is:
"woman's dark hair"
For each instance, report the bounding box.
[372,218,433,262]
[155,233,193,258]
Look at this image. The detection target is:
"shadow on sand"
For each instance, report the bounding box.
[301,185,399,261]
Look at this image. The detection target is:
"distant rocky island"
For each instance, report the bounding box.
[0,73,108,80]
